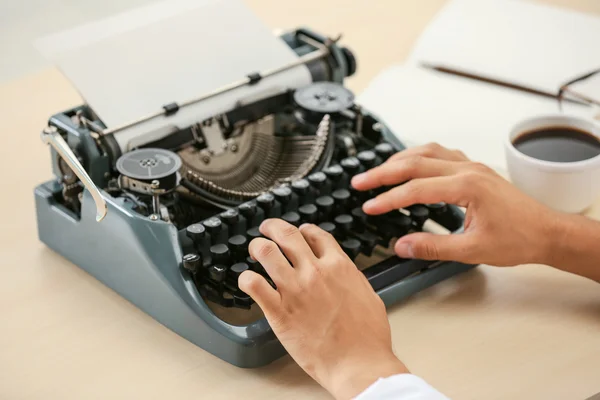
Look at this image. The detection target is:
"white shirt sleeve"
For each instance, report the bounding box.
[353,374,450,400]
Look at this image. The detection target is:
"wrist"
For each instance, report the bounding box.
[538,211,581,268]
[534,210,567,266]
[323,354,409,400]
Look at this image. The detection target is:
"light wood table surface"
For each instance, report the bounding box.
[2,1,600,399]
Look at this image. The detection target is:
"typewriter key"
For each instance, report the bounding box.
[375,142,395,161]
[182,253,202,273]
[357,150,376,169]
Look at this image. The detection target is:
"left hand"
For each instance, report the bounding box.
[238,219,408,400]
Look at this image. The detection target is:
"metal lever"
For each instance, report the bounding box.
[41,126,107,222]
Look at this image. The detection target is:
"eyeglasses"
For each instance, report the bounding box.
[557,68,600,117]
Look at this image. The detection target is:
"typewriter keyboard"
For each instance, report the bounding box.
[179,141,465,309]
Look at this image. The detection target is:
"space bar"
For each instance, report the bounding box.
[362,257,434,292]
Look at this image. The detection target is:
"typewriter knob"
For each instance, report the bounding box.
[291,179,310,195]
[246,256,265,274]
[315,196,334,216]
[308,172,327,191]
[238,202,257,220]
[375,143,395,161]
[298,204,318,224]
[182,253,202,273]
[116,148,182,193]
[318,222,337,236]
[229,263,250,282]
[186,223,206,241]
[357,150,377,169]
[340,157,360,176]
[256,193,275,211]
[210,244,230,264]
[334,214,354,232]
[332,189,351,209]
[293,82,355,123]
[209,265,227,282]
[272,186,292,206]
[203,217,222,236]
[246,227,263,240]
[407,205,430,228]
[281,211,301,227]
[324,165,343,181]
[228,235,248,255]
[341,238,361,259]
[219,209,240,225]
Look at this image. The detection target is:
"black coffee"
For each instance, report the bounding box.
[512,126,600,163]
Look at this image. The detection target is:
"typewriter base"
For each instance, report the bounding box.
[35,181,476,368]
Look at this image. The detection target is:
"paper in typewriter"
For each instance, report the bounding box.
[35,0,312,150]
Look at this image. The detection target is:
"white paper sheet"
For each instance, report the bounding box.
[357,65,590,172]
[35,0,312,151]
[407,0,600,98]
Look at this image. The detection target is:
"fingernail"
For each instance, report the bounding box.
[351,173,367,186]
[363,199,377,210]
[395,241,414,258]
[299,223,310,230]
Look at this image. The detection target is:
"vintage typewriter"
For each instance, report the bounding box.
[35,26,476,367]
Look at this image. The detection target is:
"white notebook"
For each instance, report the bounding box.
[407,0,600,99]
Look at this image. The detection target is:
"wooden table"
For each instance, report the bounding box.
[1,1,600,399]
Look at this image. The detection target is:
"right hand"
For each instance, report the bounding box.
[350,143,562,267]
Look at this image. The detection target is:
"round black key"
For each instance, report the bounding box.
[246,227,263,240]
[203,217,222,235]
[210,243,230,264]
[219,208,239,225]
[334,214,353,231]
[351,207,368,225]
[426,202,448,214]
[256,193,275,210]
[388,213,412,235]
[272,186,292,205]
[408,205,430,226]
[228,235,248,254]
[291,179,310,196]
[298,204,318,223]
[332,189,351,208]
[342,238,361,259]
[230,262,250,280]
[340,157,360,175]
[238,202,257,219]
[318,222,337,236]
[281,211,301,226]
[209,265,227,282]
[186,223,206,241]
[357,150,376,168]
[182,253,202,273]
[308,172,327,190]
[324,165,343,180]
[315,196,334,215]
[375,143,394,161]
[246,256,264,273]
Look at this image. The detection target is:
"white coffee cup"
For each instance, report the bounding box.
[504,114,600,213]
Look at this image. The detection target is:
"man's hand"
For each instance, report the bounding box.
[238,219,408,400]
[351,143,562,267]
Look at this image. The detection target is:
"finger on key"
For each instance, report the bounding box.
[299,223,341,259]
[363,176,466,215]
[259,219,317,267]
[387,143,469,163]
[238,270,281,313]
[248,238,296,288]
[351,156,460,191]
